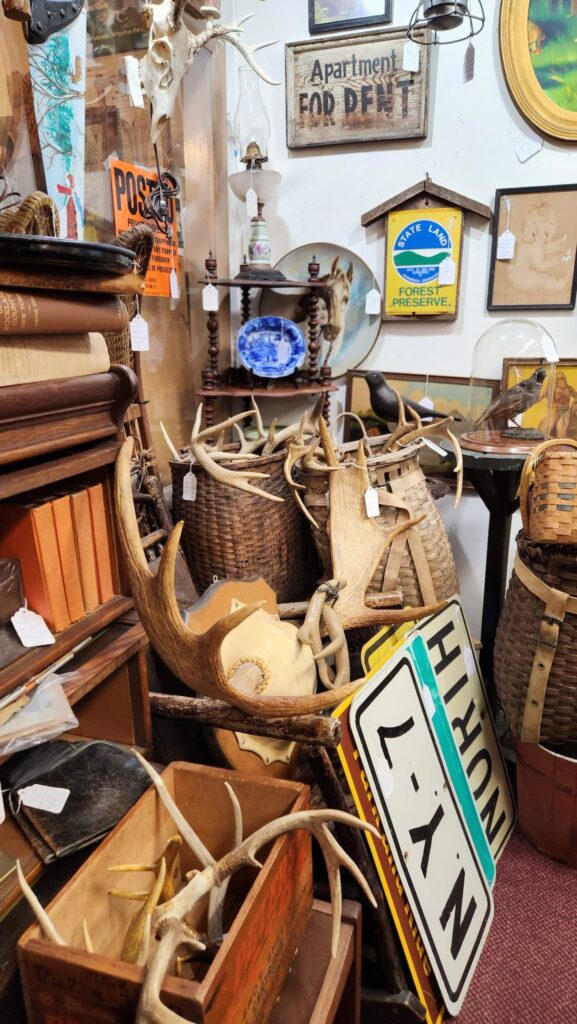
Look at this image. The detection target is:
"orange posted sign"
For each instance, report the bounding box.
[109,158,179,298]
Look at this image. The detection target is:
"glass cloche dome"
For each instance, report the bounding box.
[460,318,559,454]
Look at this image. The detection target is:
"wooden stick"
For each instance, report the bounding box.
[149,693,342,748]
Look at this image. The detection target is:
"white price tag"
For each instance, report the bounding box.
[423,686,436,720]
[245,187,259,219]
[130,314,150,352]
[121,56,144,109]
[170,268,180,300]
[423,438,448,458]
[541,333,559,363]
[497,230,516,261]
[18,784,70,814]
[11,608,55,648]
[403,41,420,73]
[438,258,456,286]
[515,136,543,163]
[183,471,197,502]
[464,646,476,678]
[365,288,382,316]
[202,283,219,312]
[419,396,435,412]
[365,487,380,518]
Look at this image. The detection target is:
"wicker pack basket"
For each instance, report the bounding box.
[520,438,577,545]
[495,532,577,744]
[172,450,319,602]
[301,434,459,607]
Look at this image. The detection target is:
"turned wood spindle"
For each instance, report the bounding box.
[307,254,321,383]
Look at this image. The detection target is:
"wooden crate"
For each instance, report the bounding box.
[18,763,312,1024]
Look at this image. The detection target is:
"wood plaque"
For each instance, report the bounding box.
[286,28,430,150]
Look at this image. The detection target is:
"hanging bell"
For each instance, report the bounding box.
[423,0,469,30]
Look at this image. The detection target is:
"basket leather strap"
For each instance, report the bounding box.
[514,554,576,743]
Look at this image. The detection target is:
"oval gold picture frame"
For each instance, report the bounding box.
[500,0,577,141]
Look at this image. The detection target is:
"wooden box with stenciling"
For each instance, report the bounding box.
[18,763,312,1024]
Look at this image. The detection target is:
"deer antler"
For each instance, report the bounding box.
[136,806,378,1024]
[190,404,283,503]
[298,581,350,689]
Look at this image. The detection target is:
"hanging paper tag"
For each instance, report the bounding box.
[365,288,382,315]
[170,268,180,300]
[497,231,516,260]
[130,314,150,352]
[464,42,475,83]
[364,487,380,518]
[423,438,448,458]
[541,334,559,363]
[515,136,543,163]
[183,471,197,502]
[245,187,258,219]
[202,283,219,312]
[121,56,145,109]
[11,608,55,648]
[419,395,435,412]
[18,784,70,814]
[403,41,420,73]
[438,258,456,286]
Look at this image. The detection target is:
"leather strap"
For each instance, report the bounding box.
[514,554,575,743]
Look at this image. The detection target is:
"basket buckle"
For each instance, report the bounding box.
[539,613,562,648]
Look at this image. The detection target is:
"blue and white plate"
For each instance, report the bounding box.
[237,316,306,378]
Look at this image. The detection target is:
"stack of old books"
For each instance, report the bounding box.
[0,289,128,386]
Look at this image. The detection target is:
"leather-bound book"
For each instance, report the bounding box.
[0,502,70,633]
[0,292,128,335]
[0,332,110,387]
[86,484,116,604]
[51,496,85,623]
[68,490,100,614]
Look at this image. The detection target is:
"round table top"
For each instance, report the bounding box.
[440,440,528,472]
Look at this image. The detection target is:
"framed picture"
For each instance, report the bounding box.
[501,357,577,441]
[384,206,463,319]
[500,0,577,141]
[286,28,430,149]
[345,370,499,480]
[488,185,577,311]
[308,0,392,34]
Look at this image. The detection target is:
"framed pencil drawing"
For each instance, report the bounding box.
[488,185,577,311]
[500,0,577,140]
[308,0,392,34]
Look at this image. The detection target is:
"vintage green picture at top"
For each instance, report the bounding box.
[528,0,577,111]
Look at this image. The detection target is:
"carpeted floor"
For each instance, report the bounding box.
[451,830,577,1023]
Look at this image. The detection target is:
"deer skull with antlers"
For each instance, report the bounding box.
[135,1,279,143]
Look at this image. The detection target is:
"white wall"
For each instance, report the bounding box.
[221,1,577,635]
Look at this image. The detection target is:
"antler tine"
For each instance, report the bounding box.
[192,406,255,445]
[17,860,66,946]
[220,28,281,87]
[190,439,284,503]
[447,427,463,509]
[160,421,183,463]
[132,751,214,869]
[319,415,340,468]
[207,781,244,945]
[233,422,250,454]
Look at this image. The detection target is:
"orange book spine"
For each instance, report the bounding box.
[0,505,69,633]
[69,491,99,613]
[86,484,115,603]
[51,496,85,623]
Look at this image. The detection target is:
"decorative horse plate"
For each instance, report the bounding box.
[237,316,306,378]
[258,242,381,380]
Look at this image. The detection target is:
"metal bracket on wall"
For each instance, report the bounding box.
[1,0,85,42]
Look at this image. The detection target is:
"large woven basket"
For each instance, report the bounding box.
[172,450,320,601]
[520,438,577,545]
[302,436,458,607]
[495,531,577,743]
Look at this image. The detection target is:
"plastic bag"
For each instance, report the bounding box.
[0,673,78,756]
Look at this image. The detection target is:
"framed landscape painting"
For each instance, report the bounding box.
[309,0,392,34]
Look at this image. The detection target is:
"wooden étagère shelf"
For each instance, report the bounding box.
[198,252,335,424]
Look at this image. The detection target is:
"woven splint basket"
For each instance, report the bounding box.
[495,532,577,744]
[520,438,577,545]
[301,436,458,607]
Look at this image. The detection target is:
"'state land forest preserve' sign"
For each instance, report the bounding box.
[286,28,430,149]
